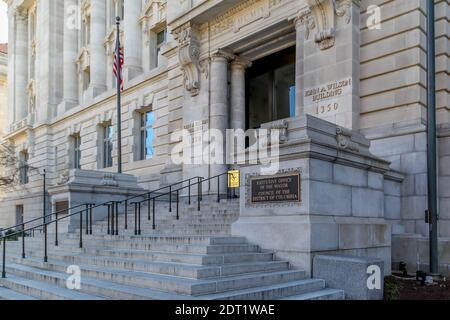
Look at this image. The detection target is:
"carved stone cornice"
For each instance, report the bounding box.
[173,22,206,97]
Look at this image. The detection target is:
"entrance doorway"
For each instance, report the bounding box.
[246,46,296,130]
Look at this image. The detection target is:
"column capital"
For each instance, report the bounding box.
[231,56,252,70]
[211,49,235,62]
[15,8,28,22]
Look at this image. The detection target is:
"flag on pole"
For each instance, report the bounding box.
[113,33,124,91]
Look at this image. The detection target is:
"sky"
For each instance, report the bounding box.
[0,2,7,43]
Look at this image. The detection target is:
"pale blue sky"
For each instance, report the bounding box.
[0,2,7,43]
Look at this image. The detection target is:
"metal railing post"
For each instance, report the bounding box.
[134,202,138,236]
[176,190,180,220]
[107,204,111,235]
[169,186,172,212]
[79,210,83,249]
[89,204,93,235]
[197,177,201,211]
[44,223,48,262]
[111,202,115,236]
[188,179,191,205]
[124,200,128,230]
[148,197,151,221]
[22,224,25,259]
[138,202,142,235]
[152,198,156,230]
[55,210,59,246]
[2,238,5,278]
[85,204,89,235]
[115,201,119,236]
[217,175,220,203]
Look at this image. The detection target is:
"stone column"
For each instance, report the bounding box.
[7,11,16,125]
[209,51,231,193]
[123,0,142,80]
[60,0,79,112]
[89,0,107,97]
[15,10,28,121]
[294,14,306,117]
[230,58,251,131]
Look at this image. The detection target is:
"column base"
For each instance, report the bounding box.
[124,66,143,82]
[85,84,107,100]
[57,99,79,116]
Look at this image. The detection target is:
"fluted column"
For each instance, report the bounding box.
[15,10,28,121]
[210,51,230,193]
[294,13,307,117]
[89,0,107,97]
[124,0,142,80]
[7,11,16,126]
[61,0,79,111]
[230,58,251,131]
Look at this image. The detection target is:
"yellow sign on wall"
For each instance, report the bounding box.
[228,170,240,188]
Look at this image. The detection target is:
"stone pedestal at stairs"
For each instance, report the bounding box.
[48,169,145,233]
[232,115,399,277]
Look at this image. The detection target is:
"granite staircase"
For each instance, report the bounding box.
[0,198,344,300]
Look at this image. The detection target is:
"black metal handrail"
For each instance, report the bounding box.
[0,203,90,237]
[127,172,237,235]
[0,173,238,278]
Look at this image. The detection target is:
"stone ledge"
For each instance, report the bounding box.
[313,254,384,300]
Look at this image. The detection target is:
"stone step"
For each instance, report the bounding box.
[281,288,345,300]
[6,240,260,255]
[0,286,37,300]
[4,257,306,296]
[202,279,326,300]
[81,248,275,265]
[6,252,290,279]
[35,234,248,246]
[3,263,193,300]
[0,273,105,300]
[3,244,275,266]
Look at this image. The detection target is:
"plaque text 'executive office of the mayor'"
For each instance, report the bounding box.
[250,174,301,204]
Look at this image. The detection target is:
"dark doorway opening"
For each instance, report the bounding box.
[246,46,296,130]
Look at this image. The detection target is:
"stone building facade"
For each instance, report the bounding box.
[0,43,8,217]
[0,0,449,274]
[0,44,7,137]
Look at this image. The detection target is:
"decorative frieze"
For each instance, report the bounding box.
[209,0,284,37]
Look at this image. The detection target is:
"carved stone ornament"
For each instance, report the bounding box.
[334,0,359,25]
[306,0,336,50]
[336,127,359,152]
[261,120,289,147]
[173,23,206,97]
[101,173,118,187]
[294,8,316,40]
[57,170,71,186]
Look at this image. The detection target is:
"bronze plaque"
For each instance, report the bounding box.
[250,173,301,204]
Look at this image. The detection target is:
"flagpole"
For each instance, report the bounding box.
[115,16,122,174]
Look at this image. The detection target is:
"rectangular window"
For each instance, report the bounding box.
[140,112,155,160]
[73,135,81,169]
[19,151,29,185]
[103,125,113,168]
[246,46,296,130]
[156,29,167,67]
